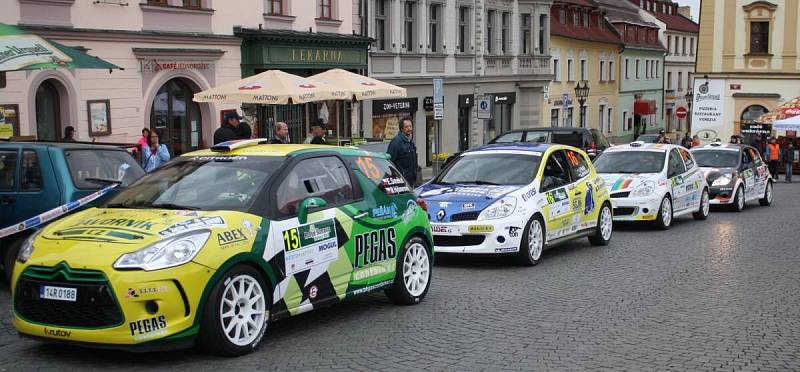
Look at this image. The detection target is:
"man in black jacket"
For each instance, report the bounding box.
[213,112,252,145]
[267,122,290,144]
[387,117,418,186]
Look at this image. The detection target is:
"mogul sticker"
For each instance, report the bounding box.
[159,216,226,237]
[283,219,339,275]
[354,227,397,268]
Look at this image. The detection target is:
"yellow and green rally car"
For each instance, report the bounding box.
[12,140,434,356]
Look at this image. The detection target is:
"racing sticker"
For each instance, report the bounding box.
[548,199,571,219]
[353,227,397,268]
[520,188,536,202]
[545,189,568,203]
[468,225,494,233]
[159,216,226,237]
[283,218,339,275]
[583,183,595,215]
[216,228,249,247]
[129,315,167,341]
[371,203,398,220]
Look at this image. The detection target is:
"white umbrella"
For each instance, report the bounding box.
[773,115,800,131]
[308,69,407,101]
[193,70,348,104]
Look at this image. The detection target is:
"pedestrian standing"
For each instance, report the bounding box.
[692,135,701,148]
[387,117,419,186]
[303,118,327,144]
[268,122,291,144]
[681,132,693,148]
[782,142,795,183]
[135,128,150,165]
[213,112,250,145]
[62,126,76,142]
[765,138,782,179]
[142,130,170,173]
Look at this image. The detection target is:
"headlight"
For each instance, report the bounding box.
[712,175,732,187]
[478,197,517,220]
[17,230,42,263]
[114,230,211,271]
[630,181,656,198]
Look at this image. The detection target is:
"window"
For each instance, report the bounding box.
[678,71,683,90]
[0,150,17,191]
[319,0,333,19]
[600,60,605,81]
[550,108,560,127]
[567,58,574,81]
[609,60,615,81]
[559,7,566,24]
[277,157,354,216]
[538,14,547,54]
[375,0,388,51]
[635,59,640,79]
[679,148,695,170]
[682,37,687,55]
[580,59,586,80]
[20,150,42,191]
[66,150,144,189]
[553,58,561,81]
[521,14,532,54]
[687,73,691,92]
[486,10,495,54]
[429,4,442,53]
[458,7,470,53]
[625,58,630,79]
[182,0,201,7]
[404,1,416,52]
[668,149,687,177]
[598,105,606,132]
[501,12,509,54]
[566,107,574,127]
[645,60,650,79]
[623,111,629,131]
[667,71,672,89]
[655,60,659,78]
[579,106,587,128]
[690,38,695,56]
[607,108,613,134]
[267,0,283,15]
[566,149,591,180]
[573,10,579,26]
[541,150,573,190]
[348,157,410,195]
[147,0,168,4]
[583,10,589,28]
[667,35,671,54]
[750,21,769,54]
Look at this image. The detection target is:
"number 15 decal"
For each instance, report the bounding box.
[283,228,300,251]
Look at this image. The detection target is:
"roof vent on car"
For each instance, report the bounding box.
[629,141,645,147]
[210,138,270,152]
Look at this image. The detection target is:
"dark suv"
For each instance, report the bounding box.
[489,128,612,158]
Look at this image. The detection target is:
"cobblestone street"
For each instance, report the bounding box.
[1,183,798,371]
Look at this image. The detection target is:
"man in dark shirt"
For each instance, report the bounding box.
[268,122,290,144]
[303,118,327,145]
[213,112,251,145]
[387,117,419,186]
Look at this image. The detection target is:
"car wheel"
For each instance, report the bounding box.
[730,186,744,212]
[759,181,773,206]
[517,215,545,266]
[385,236,432,305]
[3,236,25,283]
[589,203,613,246]
[653,195,673,230]
[693,188,710,220]
[198,265,270,357]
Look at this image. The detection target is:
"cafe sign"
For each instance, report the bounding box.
[141,59,213,73]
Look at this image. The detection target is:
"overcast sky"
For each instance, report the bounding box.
[673,0,701,21]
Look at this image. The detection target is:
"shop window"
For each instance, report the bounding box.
[559,7,566,24]
[750,21,769,54]
[458,6,470,53]
[0,151,17,191]
[375,0,389,51]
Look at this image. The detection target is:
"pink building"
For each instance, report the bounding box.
[0,0,359,155]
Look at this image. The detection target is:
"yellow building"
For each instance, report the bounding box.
[542,0,622,139]
[695,0,800,142]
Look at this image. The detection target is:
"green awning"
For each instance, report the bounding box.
[0,23,121,72]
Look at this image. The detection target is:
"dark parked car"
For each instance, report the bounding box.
[0,142,144,279]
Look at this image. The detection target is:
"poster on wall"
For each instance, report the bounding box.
[691,78,725,142]
[87,99,111,136]
[371,98,417,140]
[0,104,19,139]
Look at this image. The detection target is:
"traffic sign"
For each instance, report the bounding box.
[433,78,444,120]
[477,95,493,119]
[676,106,688,119]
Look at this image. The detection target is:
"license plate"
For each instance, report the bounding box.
[39,286,77,302]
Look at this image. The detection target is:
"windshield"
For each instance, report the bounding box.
[593,151,665,174]
[436,152,541,185]
[65,150,145,188]
[692,150,739,168]
[107,156,283,212]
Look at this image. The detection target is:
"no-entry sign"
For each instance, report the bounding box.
[676,106,688,119]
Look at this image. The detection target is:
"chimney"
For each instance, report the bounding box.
[678,6,692,19]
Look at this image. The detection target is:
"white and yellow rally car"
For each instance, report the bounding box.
[11,140,433,356]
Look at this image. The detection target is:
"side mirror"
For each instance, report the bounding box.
[298,197,327,225]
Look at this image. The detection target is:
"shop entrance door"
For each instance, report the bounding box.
[35,80,60,141]
[151,79,202,156]
[458,107,471,151]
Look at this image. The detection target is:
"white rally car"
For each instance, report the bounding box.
[416,143,613,266]
[592,142,710,229]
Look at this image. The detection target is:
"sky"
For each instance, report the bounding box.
[672,0,701,21]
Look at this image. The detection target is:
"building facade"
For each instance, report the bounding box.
[596,0,665,142]
[634,0,699,136]
[543,0,621,137]
[0,0,360,154]
[695,0,800,143]
[358,0,553,166]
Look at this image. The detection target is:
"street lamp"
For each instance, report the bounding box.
[574,80,590,128]
[684,89,694,133]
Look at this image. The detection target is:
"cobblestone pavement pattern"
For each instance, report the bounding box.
[0,184,798,371]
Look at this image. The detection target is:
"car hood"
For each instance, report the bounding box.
[598,173,657,193]
[416,183,522,222]
[30,207,235,268]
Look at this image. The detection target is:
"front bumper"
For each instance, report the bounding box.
[430,216,525,254]
[609,195,661,222]
[13,261,214,348]
[708,185,735,204]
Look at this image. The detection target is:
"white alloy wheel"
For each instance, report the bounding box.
[528,220,544,261]
[736,187,745,211]
[220,274,267,347]
[661,197,672,227]
[600,206,613,241]
[765,183,773,203]
[403,242,430,297]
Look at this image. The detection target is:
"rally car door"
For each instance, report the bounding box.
[540,150,576,241]
[565,149,598,232]
[270,156,357,315]
[747,147,769,199]
[739,148,757,198]
[678,148,704,211]
[667,149,690,211]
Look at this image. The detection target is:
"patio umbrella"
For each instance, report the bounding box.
[192,69,348,105]
[308,68,406,101]
[773,115,800,131]
[756,96,800,124]
[0,23,120,71]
